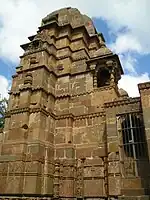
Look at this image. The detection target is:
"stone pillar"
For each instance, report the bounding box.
[0,64,55,197]
[53,160,60,199]
[139,82,150,162]
[76,159,84,199]
[105,104,121,197]
[0,82,31,194]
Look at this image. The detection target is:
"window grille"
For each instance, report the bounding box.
[117,112,148,177]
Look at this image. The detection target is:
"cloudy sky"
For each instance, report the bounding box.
[0,0,150,98]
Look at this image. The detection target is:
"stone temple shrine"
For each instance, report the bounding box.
[0,7,150,200]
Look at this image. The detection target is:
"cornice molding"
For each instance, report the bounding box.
[138,81,150,91]
[15,64,92,79]
[5,106,105,120]
[104,97,140,108]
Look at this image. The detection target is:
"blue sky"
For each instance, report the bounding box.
[94,17,150,75]
[0,0,150,98]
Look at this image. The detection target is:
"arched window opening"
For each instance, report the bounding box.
[97,68,110,87]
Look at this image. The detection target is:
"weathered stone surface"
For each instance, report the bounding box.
[76,147,94,159]
[84,179,104,196]
[108,176,121,196]
[92,147,105,157]
[108,141,119,153]
[84,165,104,177]
[65,147,75,158]
[0,6,150,200]
[59,180,74,197]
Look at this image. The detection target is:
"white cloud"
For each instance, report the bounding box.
[0,0,150,97]
[109,33,142,55]
[0,0,150,62]
[0,75,9,99]
[119,73,150,97]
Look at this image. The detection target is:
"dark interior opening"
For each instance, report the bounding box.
[97,68,110,87]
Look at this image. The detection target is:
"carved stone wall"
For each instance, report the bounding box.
[0,7,150,200]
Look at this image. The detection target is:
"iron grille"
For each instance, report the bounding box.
[117,112,148,177]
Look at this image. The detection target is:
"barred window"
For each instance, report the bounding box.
[117,112,148,177]
[121,113,146,159]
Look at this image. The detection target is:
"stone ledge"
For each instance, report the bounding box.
[104,97,140,108]
[138,82,150,90]
[120,188,149,196]
[5,106,105,120]
[0,197,52,200]
[118,196,150,200]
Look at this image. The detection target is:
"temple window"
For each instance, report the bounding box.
[97,68,110,87]
[117,112,148,177]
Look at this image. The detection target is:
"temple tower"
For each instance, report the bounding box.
[0,7,150,200]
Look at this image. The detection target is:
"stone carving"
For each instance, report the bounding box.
[93,41,113,58]
[24,73,33,85]
[53,161,60,198]
[76,159,84,197]
[0,6,149,200]
[34,31,52,43]
[123,160,136,177]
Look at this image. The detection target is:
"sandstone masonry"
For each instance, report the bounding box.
[0,7,150,200]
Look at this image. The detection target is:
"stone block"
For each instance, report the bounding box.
[56,119,67,127]
[45,131,54,143]
[84,179,104,196]
[19,90,30,106]
[107,123,117,137]
[55,128,66,144]
[56,148,64,158]
[42,177,53,194]
[122,178,143,189]
[1,143,25,155]
[65,147,75,158]
[25,161,43,174]
[92,147,105,157]
[46,147,54,161]
[0,162,8,174]
[120,189,147,196]
[6,175,23,194]
[76,147,93,159]
[0,175,7,193]
[59,180,74,197]
[108,152,119,161]
[23,176,42,194]
[73,127,86,144]
[9,161,24,173]
[142,108,150,128]
[7,128,26,140]
[84,158,103,166]
[62,166,74,177]
[108,141,119,153]
[70,105,88,115]
[74,119,86,127]
[108,161,120,174]
[109,176,121,196]
[84,166,104,177]
[118,196,150,200]
[46,163,54,175]
[86,126,102,143]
